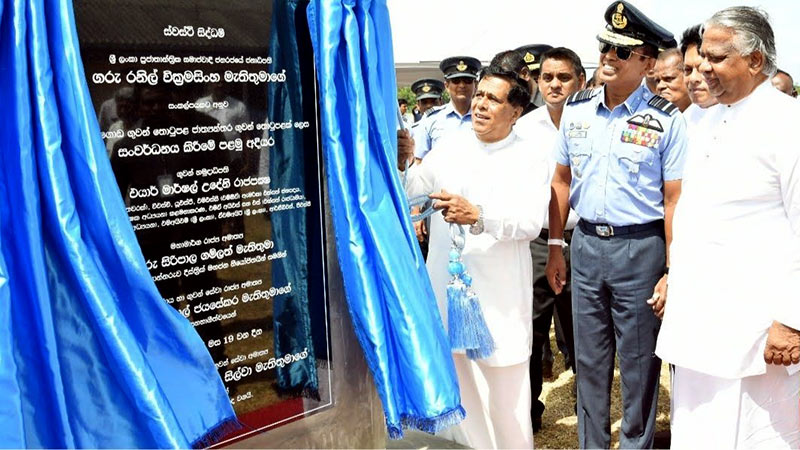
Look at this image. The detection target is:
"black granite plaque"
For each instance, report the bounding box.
[74,0,331,443]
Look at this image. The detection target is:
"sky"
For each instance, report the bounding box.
[387,0,800,81]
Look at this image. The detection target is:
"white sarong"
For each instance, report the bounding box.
[672,364,800,449]
[439,354,534,449]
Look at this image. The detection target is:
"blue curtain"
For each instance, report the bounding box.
[268,0,319,398]
[0,0,237,447]
[306,0,464,439]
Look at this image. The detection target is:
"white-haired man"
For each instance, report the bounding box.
[656,6,800,448]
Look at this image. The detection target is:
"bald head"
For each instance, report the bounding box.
[772,70,797,97]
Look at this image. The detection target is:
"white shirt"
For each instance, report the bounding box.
[681,103,705,126]
[406,130,551,366]
[656,82,800,378]
[514,106,579,230]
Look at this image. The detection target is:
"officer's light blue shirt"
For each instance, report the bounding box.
[554,84,687,226]
[413,102,472,159]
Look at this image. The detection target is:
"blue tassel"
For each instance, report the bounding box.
[464,293,495,360]
[445,224,495,359]
[447,282,472,350]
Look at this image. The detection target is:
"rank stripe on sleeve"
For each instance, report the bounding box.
[566,88,599,105]
[647,95,679,116]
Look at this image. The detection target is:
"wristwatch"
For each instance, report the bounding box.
[469,205,484,235]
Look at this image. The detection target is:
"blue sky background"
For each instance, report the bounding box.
[388,0,800,82]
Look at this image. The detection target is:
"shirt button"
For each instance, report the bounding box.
[596,210,604,216]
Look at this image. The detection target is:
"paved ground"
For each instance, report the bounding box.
[385,326,672,449]
[387,430,469,449]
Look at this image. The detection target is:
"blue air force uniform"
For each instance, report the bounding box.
[555,85,687,226]
[413,56,481,159]
[412,103,473,159]
[554,2,687,448]
[560,85,687,450]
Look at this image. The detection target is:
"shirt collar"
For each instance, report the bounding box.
[596,83,649,114]
[531,105,559,130]
[477,130,517,151]
[446,101,471,119]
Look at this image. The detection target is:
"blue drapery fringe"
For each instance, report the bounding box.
[387,405,467,440]
[306,0,465,440]
[190,418,244,449]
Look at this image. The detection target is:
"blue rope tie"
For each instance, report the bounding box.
[402,167,495,359]
[408,194,437,222]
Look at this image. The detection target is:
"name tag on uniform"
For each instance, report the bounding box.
[568,130,587,138]
[567,121,590,139]
[622,115,662,148]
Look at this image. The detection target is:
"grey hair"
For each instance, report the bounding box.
[703,6,777,77]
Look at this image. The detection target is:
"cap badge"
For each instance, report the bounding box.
[422,84,431,93]
[457,60,467,71]
[612,3,628,29]
[523,52,535,64]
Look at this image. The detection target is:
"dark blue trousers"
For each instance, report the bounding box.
[571,224,665,449]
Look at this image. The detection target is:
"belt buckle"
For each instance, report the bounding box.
[595,225,614,237]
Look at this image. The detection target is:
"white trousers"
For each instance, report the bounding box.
[672,364,800,449]
[440,355,534,449]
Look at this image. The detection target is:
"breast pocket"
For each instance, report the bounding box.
[617,144,655,184]
[429,123,443,147]
[568,142,592,179]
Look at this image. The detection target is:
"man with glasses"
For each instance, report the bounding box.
[413,56,481,160]
[545,2,687,448]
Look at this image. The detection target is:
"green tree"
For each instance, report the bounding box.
[397,86,416,108]
[397,85,450,108]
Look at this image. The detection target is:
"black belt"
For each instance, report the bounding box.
[538,228,573,241]
[577,219,663,238]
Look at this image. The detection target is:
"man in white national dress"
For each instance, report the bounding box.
[402,65,551,449]
[656,6,800,448]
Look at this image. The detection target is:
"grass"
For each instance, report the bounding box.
[534,328,671,449]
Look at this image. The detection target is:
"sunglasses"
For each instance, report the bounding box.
[448,77,475,85]
[599,42,649,61]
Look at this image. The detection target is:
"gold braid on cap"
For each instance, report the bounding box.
[611,3,628,29]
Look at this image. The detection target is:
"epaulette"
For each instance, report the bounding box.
[566,88,599,105]
[647,95,679,116]
[423,104,446,118]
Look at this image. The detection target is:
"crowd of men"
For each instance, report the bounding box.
[397,1,800,449]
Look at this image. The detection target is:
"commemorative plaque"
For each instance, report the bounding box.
[74,0,331,444]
